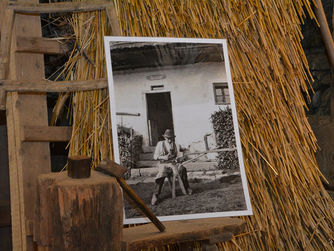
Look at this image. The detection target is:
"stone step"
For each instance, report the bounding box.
[136,160,159,168]
[142,146,155,153]
[139,152,154,160]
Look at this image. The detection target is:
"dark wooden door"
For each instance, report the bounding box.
[146,92,174,146]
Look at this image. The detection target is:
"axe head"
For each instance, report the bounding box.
[96,159,128,178]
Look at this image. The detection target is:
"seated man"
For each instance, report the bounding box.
[151,129,192,206]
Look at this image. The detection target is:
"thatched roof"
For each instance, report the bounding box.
[53,0,334,250]
[110,42,223,71]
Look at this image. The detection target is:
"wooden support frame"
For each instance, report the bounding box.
[1,79,107,92]
[1,1,122,250]
[21,126,72,142]
[6,7,52,248]
[122,217,245,251]
[0,8,15,80]
[0,79,108,110]
[16,36,70,55]
[8,1,112,14]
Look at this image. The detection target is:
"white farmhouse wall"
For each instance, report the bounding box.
[112,62,229,149]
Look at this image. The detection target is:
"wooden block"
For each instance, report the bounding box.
[34,171,123,250]
[21,126,72,142]
[122,217,245,251]
[16,36,70,55]
[67,155,91,179]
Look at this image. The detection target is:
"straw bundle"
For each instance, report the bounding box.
[51,2,113,168]
[53,0,334,250]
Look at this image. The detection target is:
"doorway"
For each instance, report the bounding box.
[146,92,174,146]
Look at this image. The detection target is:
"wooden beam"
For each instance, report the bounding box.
[122,217,245,251]
[9,1,110,14]
[16,36,70,55]
[314,0,334,70]
[21,126,72,142]
[0,79,108,110]
[0,8,15,79]
[106,2,121,36]
[1,79,108,92]
[6,93,26,250]
[6,7,51,250]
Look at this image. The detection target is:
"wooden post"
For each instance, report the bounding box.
[34,171,123,250]
[6,1,51,249]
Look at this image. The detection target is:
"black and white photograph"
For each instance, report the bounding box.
[104,37,252,224]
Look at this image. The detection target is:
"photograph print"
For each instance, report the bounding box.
[104,37,252,224]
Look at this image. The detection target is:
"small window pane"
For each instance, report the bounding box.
[216,88,222,95]
[225,95,230,103]
[216,95,224,104]
[213,83,229,105]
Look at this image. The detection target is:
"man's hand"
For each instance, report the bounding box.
[159,155,169,161]
[176,156,185,163]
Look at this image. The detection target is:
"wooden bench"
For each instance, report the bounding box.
[123,217,245,251]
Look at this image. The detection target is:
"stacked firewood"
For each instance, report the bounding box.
[118,128,143,179]
[211,107,238,170]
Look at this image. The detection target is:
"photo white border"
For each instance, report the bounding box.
[104,36,253,224]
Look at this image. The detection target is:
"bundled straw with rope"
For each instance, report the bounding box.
[53,0,334,250]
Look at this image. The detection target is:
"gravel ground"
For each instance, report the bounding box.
[125,174,247,219]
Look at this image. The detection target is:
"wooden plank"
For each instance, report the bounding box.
[9,1,110,14]
[6,5,51,250]
[16,36,70,55]
[314,0,334,69]
[1,79,107,92]
[106,3,122,36]
[6,93,26,250]
[0,79,108,110]
[0,8,15,79]
[21,126,72,142]
[122,217,245,251]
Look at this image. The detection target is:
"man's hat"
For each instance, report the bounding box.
[163,129,175,138]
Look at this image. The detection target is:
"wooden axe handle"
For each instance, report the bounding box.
[117,177,165,232]
[96,161,166,232]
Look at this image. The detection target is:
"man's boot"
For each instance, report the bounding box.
[151,193,158,206]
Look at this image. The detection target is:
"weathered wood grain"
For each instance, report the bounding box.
[6,5,51,250]
[9,1,110,14]
[0,79,108,110]
[67,156,91,178]
[122,217,245,251]
[16,36,70,55]
[21,126,72,142]
[34,171,123,250]
[0,8,14,80]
